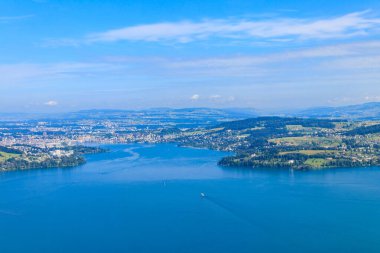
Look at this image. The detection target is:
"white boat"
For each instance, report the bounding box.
[200,193,206,198]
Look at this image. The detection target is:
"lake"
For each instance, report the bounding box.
[1,143,380,253]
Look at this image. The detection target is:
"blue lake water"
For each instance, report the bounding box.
[1,143,380,253]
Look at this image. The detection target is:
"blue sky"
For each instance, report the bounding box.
[1,0,380,112]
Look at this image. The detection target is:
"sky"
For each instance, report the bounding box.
[1,0,380,112]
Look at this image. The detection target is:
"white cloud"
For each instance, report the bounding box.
[69,10,380,45]
[190,94,200,100]
[44,100,58,106]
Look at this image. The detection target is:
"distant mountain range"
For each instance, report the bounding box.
[295,102,380,120]
[1,103,380,121]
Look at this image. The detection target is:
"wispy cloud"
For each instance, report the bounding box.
[321,55,380,70]
[2,40,380,87]
[2,40,380,104]
[162,40,380,73]
[0,62,123,84]
[52,10,380,46]
[0,15,34,23]
[2,40,380,109]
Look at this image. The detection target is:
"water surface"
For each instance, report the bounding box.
[1,144,380,253]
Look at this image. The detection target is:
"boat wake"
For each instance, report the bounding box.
[202,195,259,227]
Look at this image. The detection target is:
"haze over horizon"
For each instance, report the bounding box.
[1,0,380,112]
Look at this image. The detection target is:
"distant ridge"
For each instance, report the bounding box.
[2,103,380,121]
[295,102,380,120]
[0,108,258,124]
[66,107,258,119]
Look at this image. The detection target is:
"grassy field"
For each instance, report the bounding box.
[304,158,328,168]
[0,151,21,162]
[269,136,341,147]
[279,150,337,156]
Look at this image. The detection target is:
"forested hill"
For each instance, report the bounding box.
[172,117,380,170]
[216,117,339,130]
[346,124,380,136]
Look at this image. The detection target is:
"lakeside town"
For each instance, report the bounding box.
[2,108,380,171]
